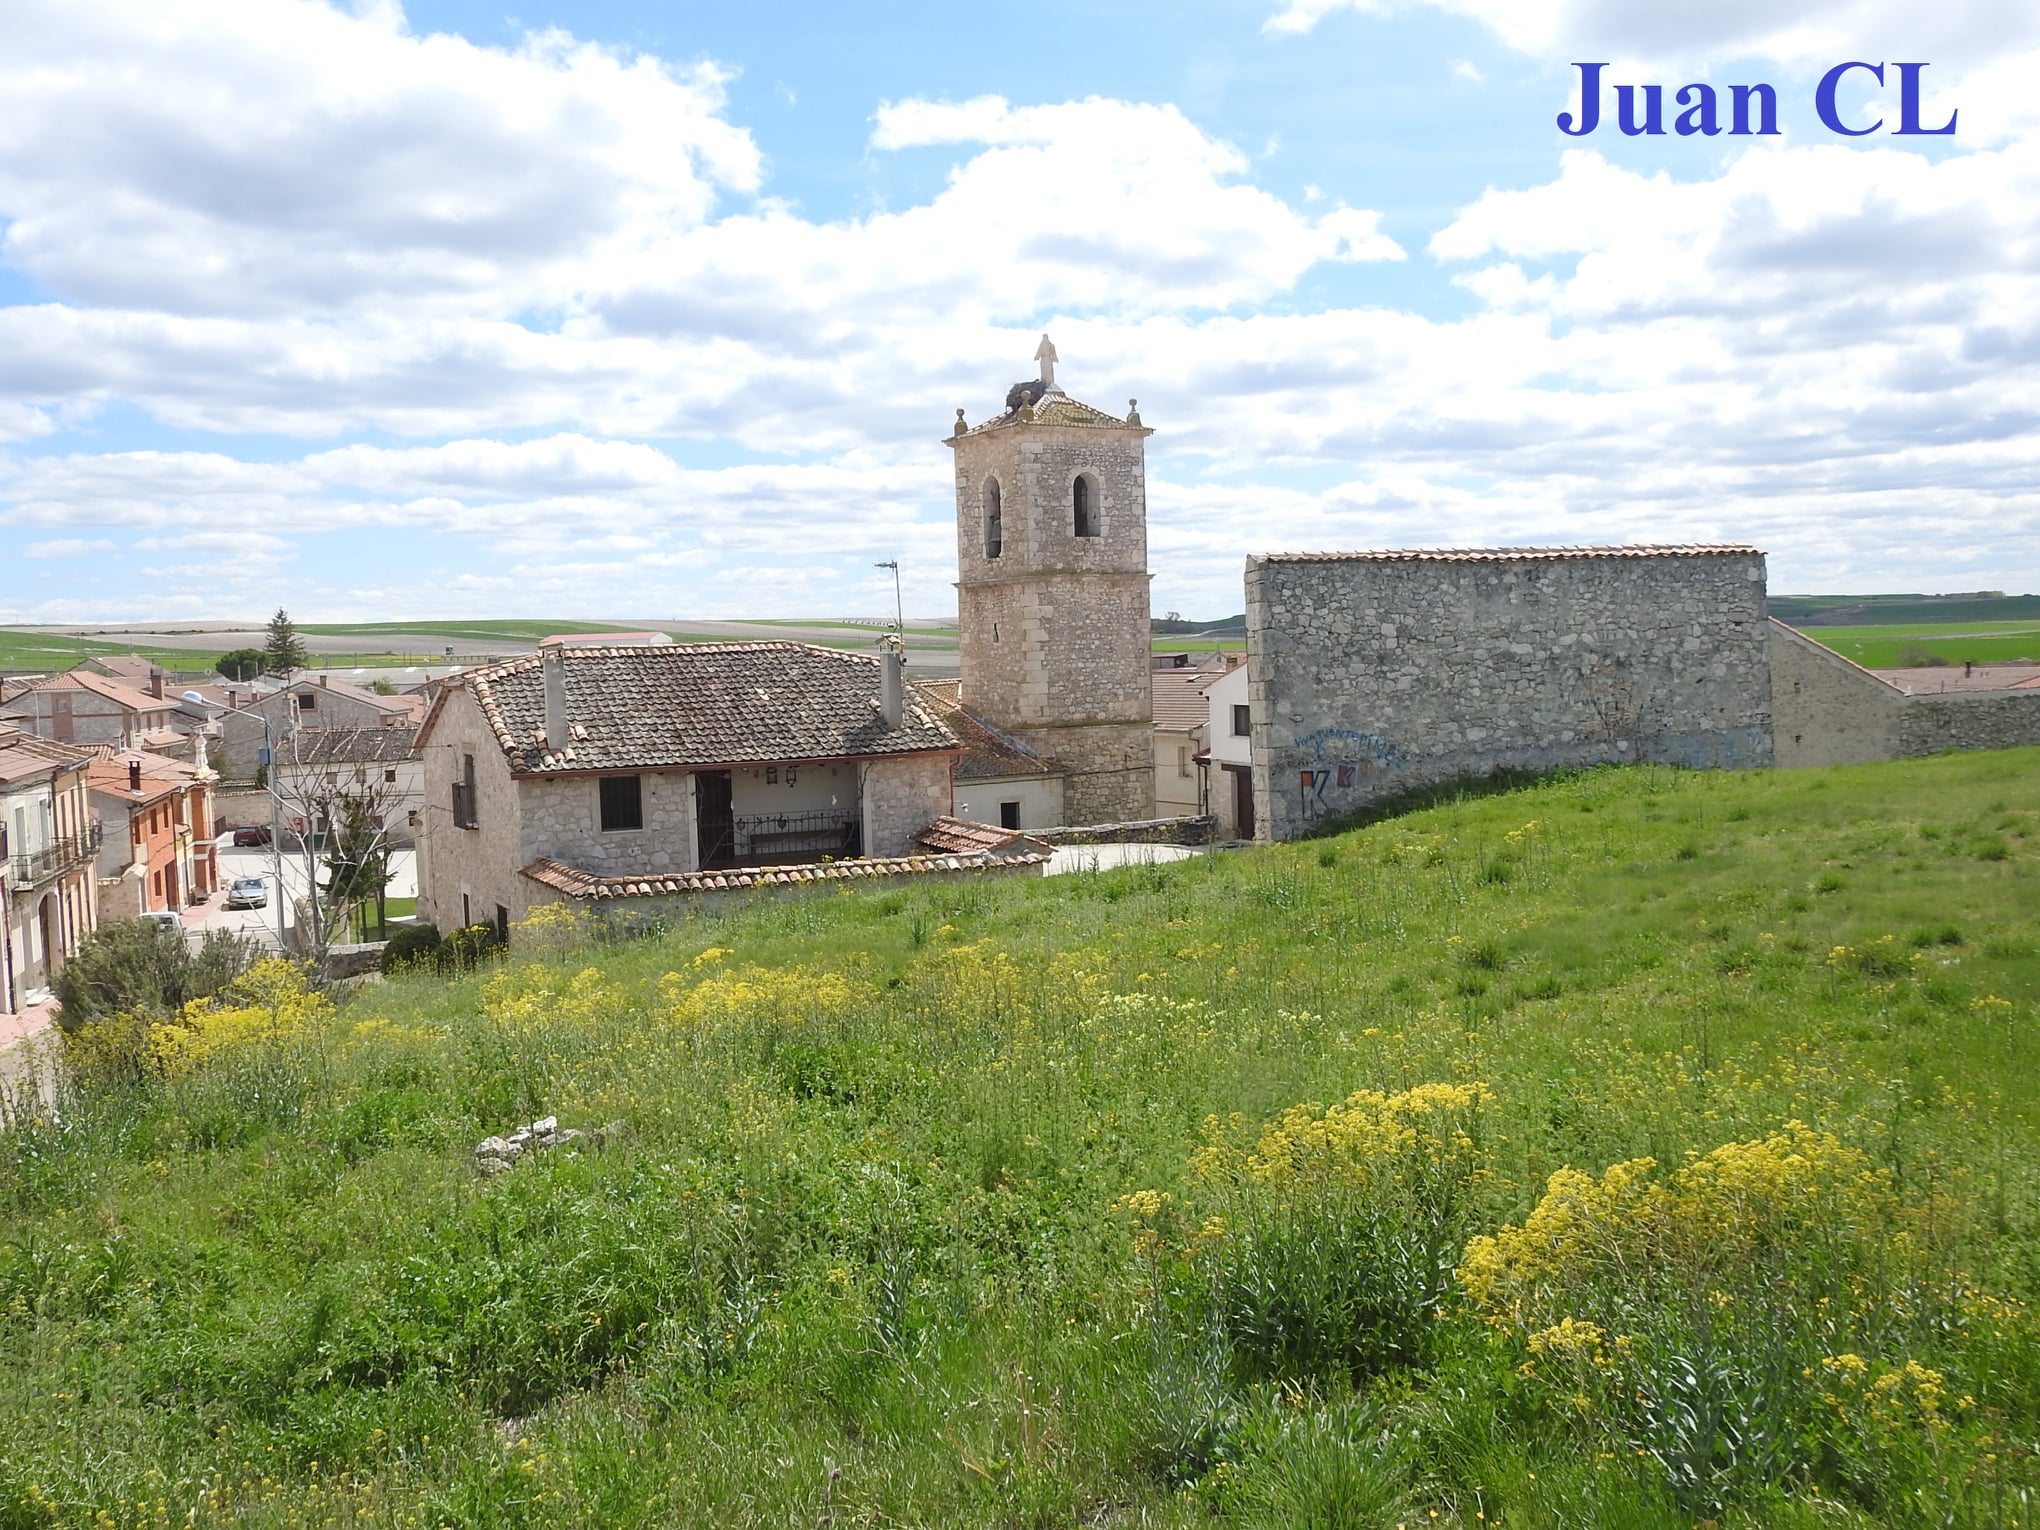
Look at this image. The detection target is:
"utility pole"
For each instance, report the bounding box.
[874,560,904,648]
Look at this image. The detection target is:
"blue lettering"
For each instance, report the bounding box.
[1558,62,1605,136]
[1816,60,1884,136]
[1729,82,1778,135]
[1674,83,1719,136]
[1894,62,1957,135]
[1617,82,1665,135]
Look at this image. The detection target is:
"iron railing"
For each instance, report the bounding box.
[712,810,861,867]
[5,823,102,889]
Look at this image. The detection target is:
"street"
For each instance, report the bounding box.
[184,842,418,947]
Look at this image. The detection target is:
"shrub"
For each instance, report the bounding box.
[216,647,267,682]
[438,922,502,973]
[53,921,262,1031]
[379,921,442,973]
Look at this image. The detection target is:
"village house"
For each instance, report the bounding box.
[1151,663,1218,819]
[87,749,218,919]
[214,673,418,780]
[0,726,100,1016]
[2,669,186,753]
[909,678,1067,830]
[269,726,425,847]
[412,641,969,935]
[1200,662,1254,838]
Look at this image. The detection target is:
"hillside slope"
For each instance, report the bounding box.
[3,752,2038,1527]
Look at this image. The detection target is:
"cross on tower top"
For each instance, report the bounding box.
[1034,333,1059,391]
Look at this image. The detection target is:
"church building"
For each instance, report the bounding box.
[946,337,1157,825]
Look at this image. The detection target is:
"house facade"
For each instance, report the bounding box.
[270,726,425,848]
[1,727,100,1015]
[413,642,963,934]
[215,674,416,780]
[88,751,217,920]
[2,670,182,752]
[1201,664,1254,839]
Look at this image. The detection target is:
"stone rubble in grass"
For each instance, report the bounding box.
[474,1115,629,1174]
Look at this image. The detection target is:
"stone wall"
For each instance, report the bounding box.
[417,685,534,930]
[1246,549,1775,841]
[860,753,955,857]
[1010,719,1155,823]
[1035,815,1218,847]
[1770,622,2040,765]
[517,770,699,878]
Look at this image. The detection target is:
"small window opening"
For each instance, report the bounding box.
[983,478,1003,559]
[1232,704,1251,737]
[1073,475,1098,538]
[998,801,1021,830]
[599,774,644,832]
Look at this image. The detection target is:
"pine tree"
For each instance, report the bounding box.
[264,607,309,674]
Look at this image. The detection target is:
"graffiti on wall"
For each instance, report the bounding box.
[1293,728,1404,821]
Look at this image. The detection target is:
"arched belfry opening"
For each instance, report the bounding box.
[1073,473,1099,538]
[983,477,1003,559]
[945,334,1157,824]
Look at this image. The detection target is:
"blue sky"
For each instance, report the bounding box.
[2,0,2035,623]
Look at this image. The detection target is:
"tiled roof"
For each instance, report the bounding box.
[912,815,1055,857]
[957,386,1139,436]
[287,675,409,710]
[521,844,1050,899]
[442,642,960,775]
[1252,544,1763,564]
[1,669,172,714]
[282,726,420,766]
[87,752,200,804]
[0,727,96,784]
[1152,668,1214,731]
[910,679,1065,781]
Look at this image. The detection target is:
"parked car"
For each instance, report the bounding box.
[224,877,268,910]
[230,826,271,847]
[137,910,181,931]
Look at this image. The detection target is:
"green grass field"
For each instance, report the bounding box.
[5,752,2038,1526]
[1799,624,2040,670]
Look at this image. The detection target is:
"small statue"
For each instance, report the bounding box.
[1126,398,1142,426]
[953,407,968,436]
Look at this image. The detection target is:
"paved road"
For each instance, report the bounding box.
[188,843,418,947]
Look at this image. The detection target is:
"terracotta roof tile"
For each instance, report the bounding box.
[910,680,1064,781]
[449,642,959,775]
[282,726,420,766]
[521,843,1049,899]
[1151,669,1213,731]
[912,815,1055,857]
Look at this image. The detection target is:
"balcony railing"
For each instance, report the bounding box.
[705,811,862,868]
[6,823,102,889]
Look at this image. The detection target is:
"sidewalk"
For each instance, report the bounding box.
[0,994,58,1049]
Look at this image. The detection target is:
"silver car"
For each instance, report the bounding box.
[224,877,268,910]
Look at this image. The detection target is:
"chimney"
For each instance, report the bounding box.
[318,674,329,689]
[877,639,904,730]
[128,759,142,793]
[149,667,164,699]
[543,645,569,753]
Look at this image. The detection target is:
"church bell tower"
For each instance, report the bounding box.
[947,337,1156,824]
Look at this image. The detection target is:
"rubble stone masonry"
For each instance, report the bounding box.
[1246,548,1775,841]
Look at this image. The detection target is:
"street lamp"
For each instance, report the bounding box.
[874,560,904,645]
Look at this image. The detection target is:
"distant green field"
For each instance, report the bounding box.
[0,631,216,673]
[1801,625,2040,670]
[298,619,646,643]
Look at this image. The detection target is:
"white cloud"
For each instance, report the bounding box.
[23,536,115,558]
[1263,0,2040,69]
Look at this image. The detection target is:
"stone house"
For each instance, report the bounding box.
[2,669,183,752]
[412,641,966,935]
[215,674,415,780]
[88,750,217,919]
[0,726,100,1015]
[270,726,426,848]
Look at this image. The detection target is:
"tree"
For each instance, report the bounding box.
[267,731,407,959]
[53,921,263,1032]
[264,608,309,674]
[217,647,267,682]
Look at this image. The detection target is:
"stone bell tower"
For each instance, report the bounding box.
[947,336,1156,824]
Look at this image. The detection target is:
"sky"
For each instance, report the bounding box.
[1,0,2036,624]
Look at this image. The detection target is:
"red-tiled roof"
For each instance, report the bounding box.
[521,844,1049,899]
[1251,544,1762,564]
[0,726,96,784]
[280,726,420,766]
[912,815,1054,857]
[1151,669,1213,731]
[434,642,959,775]
[2,669,172,714]
[910,679,1063,781]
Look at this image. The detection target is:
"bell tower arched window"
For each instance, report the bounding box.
[983,477,1003,559]
[1073,474,1099,538]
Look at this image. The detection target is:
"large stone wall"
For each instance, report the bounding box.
[1246,549,1775,841]
[1772,621,2040,764]
[1015,719,1155,823]
[859,753,956,857]
[417,685,534,929]
[517,770,699,878]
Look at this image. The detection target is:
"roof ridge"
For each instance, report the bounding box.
[1254,543,1762,564]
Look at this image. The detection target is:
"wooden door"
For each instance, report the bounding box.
[696,771,735,867]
